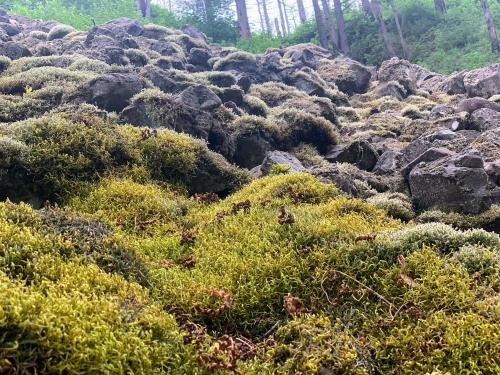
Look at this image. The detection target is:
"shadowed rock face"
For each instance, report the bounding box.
[0,12,499,214]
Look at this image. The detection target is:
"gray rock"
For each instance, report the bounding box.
[402,147,455,177]
[188,47,210,67]
[373,149,403,175]
[317,57,372,95]
[260,151,305,176]
[371,81,407,100]
[377,57,417,94]
[457,97,500,113]
[326,140,379,171]
[0,22,20,36]
[463,63,500,98]
[176,85,222,111]
[409,149,491,214]
[0,41,31,59]
[181,24,208,43]
[470,108,500,132]
[69,73,147,112]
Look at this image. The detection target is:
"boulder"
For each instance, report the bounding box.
[470,108,500,132]
[326,140,379,171]
[377,58,417,94]
[409,149,491,214]
[188,47,210,67]
[373,149,403,175]
[181,24,208,43]
[260,151,305,176]
[317,57,372,95]
[419,71,466,95]
[100,18,144,37]
[402,147,455,177]
[176,85,222,111]
[0,22,21,36]
[457,97,500,113]
[463,63,500,98]
[69,73,147,112]
[140,65,183,93]
[371,81,408,100]
[0,41,31,59]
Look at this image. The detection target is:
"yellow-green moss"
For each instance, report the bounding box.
[47,24,75,40]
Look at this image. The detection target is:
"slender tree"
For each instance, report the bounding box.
[320,0,339,50]
[333,0,349,54]
[278,0,288,36]
[257,0,265,32]
[136,0,151,18]
[371,0,396,57]
[235,0,251,39]
[282,0,291,34]
[361,0,373,16]
[388,0,409,58]
[312,0,328,48]
[479,0,500,52]
[274,17,282,37]
[261,0,272,34]
[297,0,307,23]
[434,0,446,13]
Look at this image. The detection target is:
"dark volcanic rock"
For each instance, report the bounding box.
[69,73,147,112]
[326,140,379,171]
[409,149,491,214]
[176,85,222,111]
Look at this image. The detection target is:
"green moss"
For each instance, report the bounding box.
[4,55,77,75]
[274,108,339,153]
[1,113,135,203]
[68,57,110,74]
[250,82,306,107]
[243,94,269,117]
[375,310,500,374]
[213,51,256,71]
[367,192,415,221]
[47,24,75,40]
[72,178,191,236]
[0,56,11,73]
[125,48,149,67]
[0,66,93,95]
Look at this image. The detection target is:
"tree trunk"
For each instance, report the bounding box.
[361,0,374,16]
[297,0,307,23]
[278,0,288,36]
[371,0,396,57]
[257,0,266,32]
[388,0,409,59]
[479,0,500,52]
[235,0,252,39]
[320,0,339,50]
[275,17,282,37]
[333,0,349,54]
[312,0,328,49]
[283,1,291,34]
[261,0,272,35]
[434,0,446,13]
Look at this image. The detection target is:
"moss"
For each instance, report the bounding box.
[68,57,110,74]
[47,24,75,40]
[451,244,499,280]
[375,310,500,374]
[417,205,500,232]
[401,104,426,119]
[125,48,149,67]
[243,94,269,117]
[367,192,415,221]
[274,107,339,153]
[213,51,256,71]
[1,113,136,203]
[291,143,328,168]
[0,56,11,73]
[247,314,371,374]
[3,55,79,74]
[0,66,93,95]
[250,82,306,107]
[0,264,199,373]
[72,178,191,236]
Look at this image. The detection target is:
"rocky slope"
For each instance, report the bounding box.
[0,11,499,374]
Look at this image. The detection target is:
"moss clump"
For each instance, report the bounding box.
[68,57,110,74]
[125,48,149,67]
[250,82,306,107]
[72,178,191,235]
[417,205,500,232]
[0,56,11,73]
[274,108,339,153]
[451,244,499,280]
[0,66,93,95]
[292,143,328,168]
[243,94,269,117]
[375,310,500,374]
[401,104,426,119]
[29,30,48,40]
[213,51,256,71]
[367,192,415,221]
[1,113,135,203]
[47,24,75,40]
